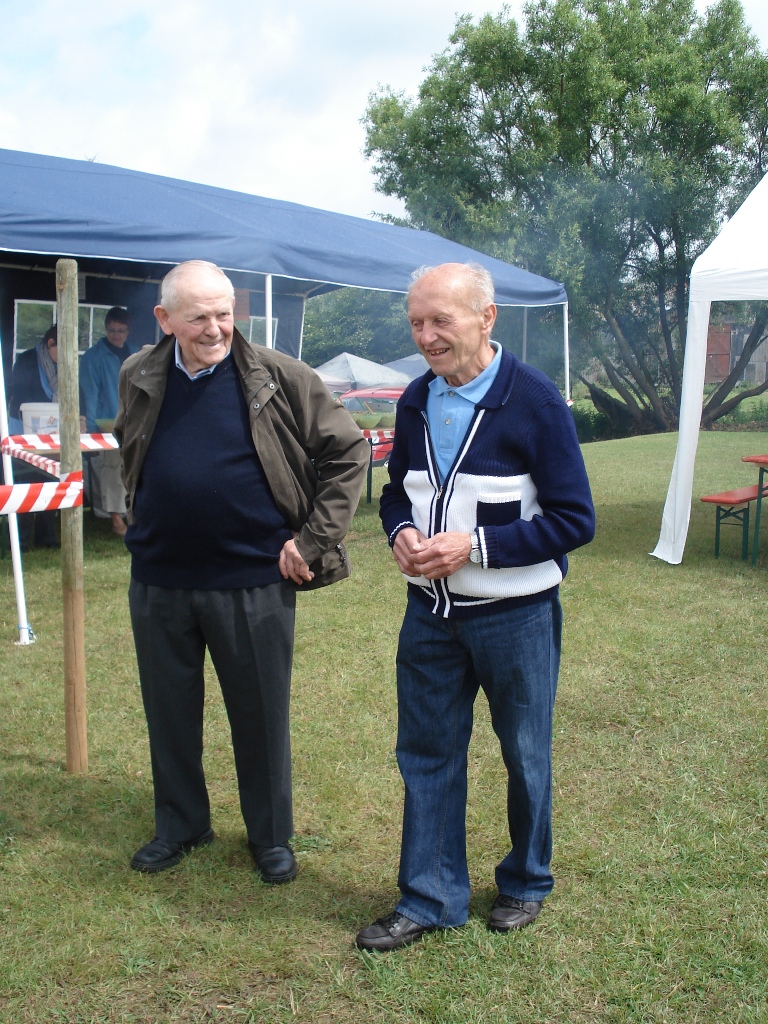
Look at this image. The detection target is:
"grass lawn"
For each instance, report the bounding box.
[1,431,767,1023]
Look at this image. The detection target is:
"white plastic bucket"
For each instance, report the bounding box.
[20,402,59,434]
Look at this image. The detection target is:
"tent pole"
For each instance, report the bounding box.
[265,274,273,349]
[0,349,33,644]
[521,306,528,363]
[563,303,571,402]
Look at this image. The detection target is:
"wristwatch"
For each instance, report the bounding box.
[469,532,482,564]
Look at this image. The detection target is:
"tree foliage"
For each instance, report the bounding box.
[302,286,568,382]
[363,0,768,432]
[301,289,412,367]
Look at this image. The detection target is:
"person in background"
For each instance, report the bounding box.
[356,262,595,952]
[6,325,60,551]
[115,260,368,881]
[80,306,137,537]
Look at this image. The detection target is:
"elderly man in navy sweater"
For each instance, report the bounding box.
[356,262,595,951]
[115,261,368,883]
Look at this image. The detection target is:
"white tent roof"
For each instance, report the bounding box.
[314,352,412,390]
[314,368,352,394]
[385,352,430,379]
[652,173,768,563]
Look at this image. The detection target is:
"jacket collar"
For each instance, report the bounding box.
[126,329,277,407]
[229,330,276,406]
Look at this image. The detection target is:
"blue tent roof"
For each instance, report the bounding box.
[0,148,566,307]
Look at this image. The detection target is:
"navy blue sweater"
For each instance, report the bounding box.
[380,349,595,618]
[127,355,291,590]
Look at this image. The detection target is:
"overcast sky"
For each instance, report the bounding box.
[0,0,766,222]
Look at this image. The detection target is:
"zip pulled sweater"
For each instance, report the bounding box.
[379,348,595,619]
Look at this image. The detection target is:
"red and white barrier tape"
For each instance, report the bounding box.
[362,429,395,444]
[0,473,83,514]
[1,433,117,477]
[2,442,60,477]
[5,432,118,451]
[0,432,108,515]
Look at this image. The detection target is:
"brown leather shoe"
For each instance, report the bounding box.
[488,895,543,932]
[356,911,435,952]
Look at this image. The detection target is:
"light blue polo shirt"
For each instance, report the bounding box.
[426,341,502,482]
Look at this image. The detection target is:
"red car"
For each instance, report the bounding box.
[341,386,405,465]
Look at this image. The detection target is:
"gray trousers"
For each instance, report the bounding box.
[88,450,128,516]
[128,578,296,845]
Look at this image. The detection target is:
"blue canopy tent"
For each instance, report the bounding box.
[0,148,568,379]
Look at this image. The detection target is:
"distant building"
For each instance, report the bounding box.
[705,323,767,384]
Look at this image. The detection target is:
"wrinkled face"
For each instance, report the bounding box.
[154,269,234,374]
[105,320,130,348]
[407,267,496,387]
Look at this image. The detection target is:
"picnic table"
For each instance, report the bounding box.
[742,453,768,565]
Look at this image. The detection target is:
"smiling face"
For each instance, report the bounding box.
[407,264,497,387]
[154,266,235,374]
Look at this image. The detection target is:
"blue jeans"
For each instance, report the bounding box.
[395,591,562,928]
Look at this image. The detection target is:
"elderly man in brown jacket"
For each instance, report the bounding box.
[115,260,368,883]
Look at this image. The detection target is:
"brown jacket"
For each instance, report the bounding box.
[114,331,369,590]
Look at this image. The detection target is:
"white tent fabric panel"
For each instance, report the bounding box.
[652,173,768,564]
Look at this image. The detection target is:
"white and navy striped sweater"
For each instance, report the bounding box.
[380,349,595,619]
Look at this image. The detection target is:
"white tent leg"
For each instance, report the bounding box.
[265,273,273,349]
[563,302,571,403]
[6,512,34,644]
[0,354,34,644]
[651,298,711,563]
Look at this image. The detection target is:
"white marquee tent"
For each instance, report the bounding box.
[313,352,411,390]
[652,173,768,563]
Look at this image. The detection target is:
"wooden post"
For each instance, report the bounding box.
[56,259,88,774]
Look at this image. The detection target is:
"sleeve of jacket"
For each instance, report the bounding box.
[481,394,595,569]
[283,369,370,566]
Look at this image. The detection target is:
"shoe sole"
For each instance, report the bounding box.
[130,853,183,873]
[355,928,433,952]
[256,863,298,885]
[487,913,541,933]
[130,830,214,873]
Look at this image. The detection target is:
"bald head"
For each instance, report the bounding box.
[407,262,497,387]
[408,262,495,312]
[159,260,235,312]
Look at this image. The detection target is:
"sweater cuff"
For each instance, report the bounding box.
[388,520,417,548]
[477,526,496,568]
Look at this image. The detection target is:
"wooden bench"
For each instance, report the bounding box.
[700,486,763,559]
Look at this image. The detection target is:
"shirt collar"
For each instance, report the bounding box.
[174,340,226,380]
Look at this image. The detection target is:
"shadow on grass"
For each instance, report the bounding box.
[0,749,396,935]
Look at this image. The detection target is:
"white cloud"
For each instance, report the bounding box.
[0,0,765,220]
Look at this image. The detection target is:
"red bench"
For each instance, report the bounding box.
[700,485,763,559]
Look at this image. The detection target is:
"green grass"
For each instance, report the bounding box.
[1,432,767,1022]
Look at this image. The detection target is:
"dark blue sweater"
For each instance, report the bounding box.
[380,349,595,618]
[126,355,291,590]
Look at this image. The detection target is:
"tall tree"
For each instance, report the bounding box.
[364,0,768,432]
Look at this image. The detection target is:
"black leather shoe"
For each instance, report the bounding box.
[356,911,435,952]
[130,827,214,873]
[488,894,543,932]
[248,842,297,884]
